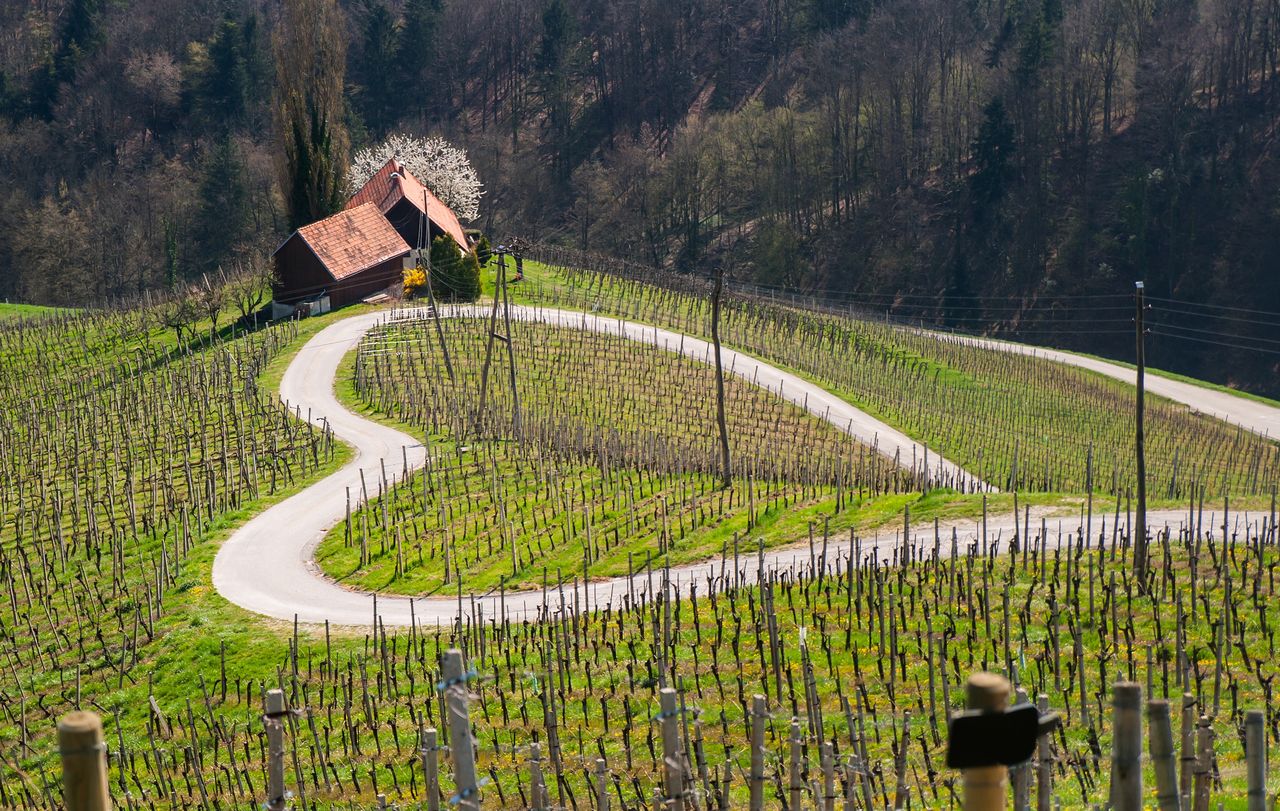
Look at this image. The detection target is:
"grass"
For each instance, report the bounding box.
[0,273,1275,808]
[0,301,69,320]
[508,260,1280,499]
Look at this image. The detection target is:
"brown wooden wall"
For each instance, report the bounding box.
[274,234,405,309]
[273,236,330,304]
[327,256,404,308]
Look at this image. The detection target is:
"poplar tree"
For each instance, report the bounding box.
[274,0,349,229]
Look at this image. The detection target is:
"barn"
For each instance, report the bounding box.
[271,202,412,310]
[346,158,470,254]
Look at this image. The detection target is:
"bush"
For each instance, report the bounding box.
[430,236,480,301]
[403,266,426,298]
[474,234,493,268]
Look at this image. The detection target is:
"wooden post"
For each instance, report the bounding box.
[820,742,835,811]
[1192,715,1213,811]
[263,689,288,811]
[1246,709,1266,811]
[1035,694,1052,811]
[529,743,546,811]
[58,711,111,811]
[1012,687,1031,811]
[659,688,684,811]
[498,249,522,440]
[963,672,1009,811]
[711,263,732,489]
[476,254,504,432]
[420,726,440,811]
[749,695,766,811]
[1134,280,1149,586]
[1111,683,1142,810]
[1147,699,1180,811]
[788,717,803,811]
[442,648,480,810]
[419,191,454,383]
[1179,693,1196,799]
[595,758,610,811]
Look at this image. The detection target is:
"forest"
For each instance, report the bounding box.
[1,0,1278,393]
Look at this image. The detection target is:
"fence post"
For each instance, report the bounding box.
[529,742,546,811]
[442,648,480,810]
[749,695,766,811]
[962,672,1009,811]
[264,689,288,811]
[1192,715,1213,811]
[1035,694,1053,811]
[1012,687,1031,811]
[420,726,440,811]
[595,758,609,811]
[58,711,111,811]
[659,687,684,811]
[1148,699,1181,811]
[820,741,835,811]
[1111,683,1142,810]
[788,717,803,811]
[1246,709,1266,811]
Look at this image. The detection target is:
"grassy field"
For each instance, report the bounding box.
[0,302,68,320]
[0,270,1276,808]
[510,260,1280,500]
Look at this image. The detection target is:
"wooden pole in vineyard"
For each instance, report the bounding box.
[1147,699,1180,811]
[420,726,440,811]
[963,673,1009,811]
[263,689,288,811]
[711,264,732,489]
[749,695,766,811]
[1134,281,1149,587]
[659,688,685,810]
[476,252,505,433]
[1110,682,1142,810]
[58,711,111,811]
[442,648,481,810]
[420,191,454,383]
[1245,709,1266,811]
[498,250,522,440]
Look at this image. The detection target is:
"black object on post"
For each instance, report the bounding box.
[946,702,1060,770]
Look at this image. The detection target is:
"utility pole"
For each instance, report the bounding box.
[711,264,732,489]
[420,192,454,382]
[498,250,521,440]
[1134,280,1149,587]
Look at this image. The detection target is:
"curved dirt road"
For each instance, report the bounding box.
[212,307,1266,627]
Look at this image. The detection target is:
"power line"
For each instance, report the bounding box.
[1149,329,1280,357]
[1148,320,1280,347]
[1146,295,1280,319]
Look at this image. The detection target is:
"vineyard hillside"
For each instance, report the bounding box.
[0,267,1277,808]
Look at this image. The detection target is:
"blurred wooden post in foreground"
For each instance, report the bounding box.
[264,689,288,811]
[963,672,1010,811]
[59,711,111,811]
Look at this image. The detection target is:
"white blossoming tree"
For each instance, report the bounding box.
[347,133,483,221]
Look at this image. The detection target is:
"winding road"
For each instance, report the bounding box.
[212,306,1276,627]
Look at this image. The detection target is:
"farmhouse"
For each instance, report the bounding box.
[271,202,412,311]
[273,159,470,314]
[346,158,470,253]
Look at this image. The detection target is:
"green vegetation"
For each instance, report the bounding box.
[0,302,68,320]
[320,316,898,593]
[511,258,1280,499]
[0,263,1274,808]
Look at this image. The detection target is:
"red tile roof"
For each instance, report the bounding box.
[295,203,410,281]
[346,158,470,250]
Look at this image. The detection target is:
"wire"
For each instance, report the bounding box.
[1149,329,1280,356]
[1149,302,1280,329]
[1146,295,1280,319]
[1148,320,1280,347]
